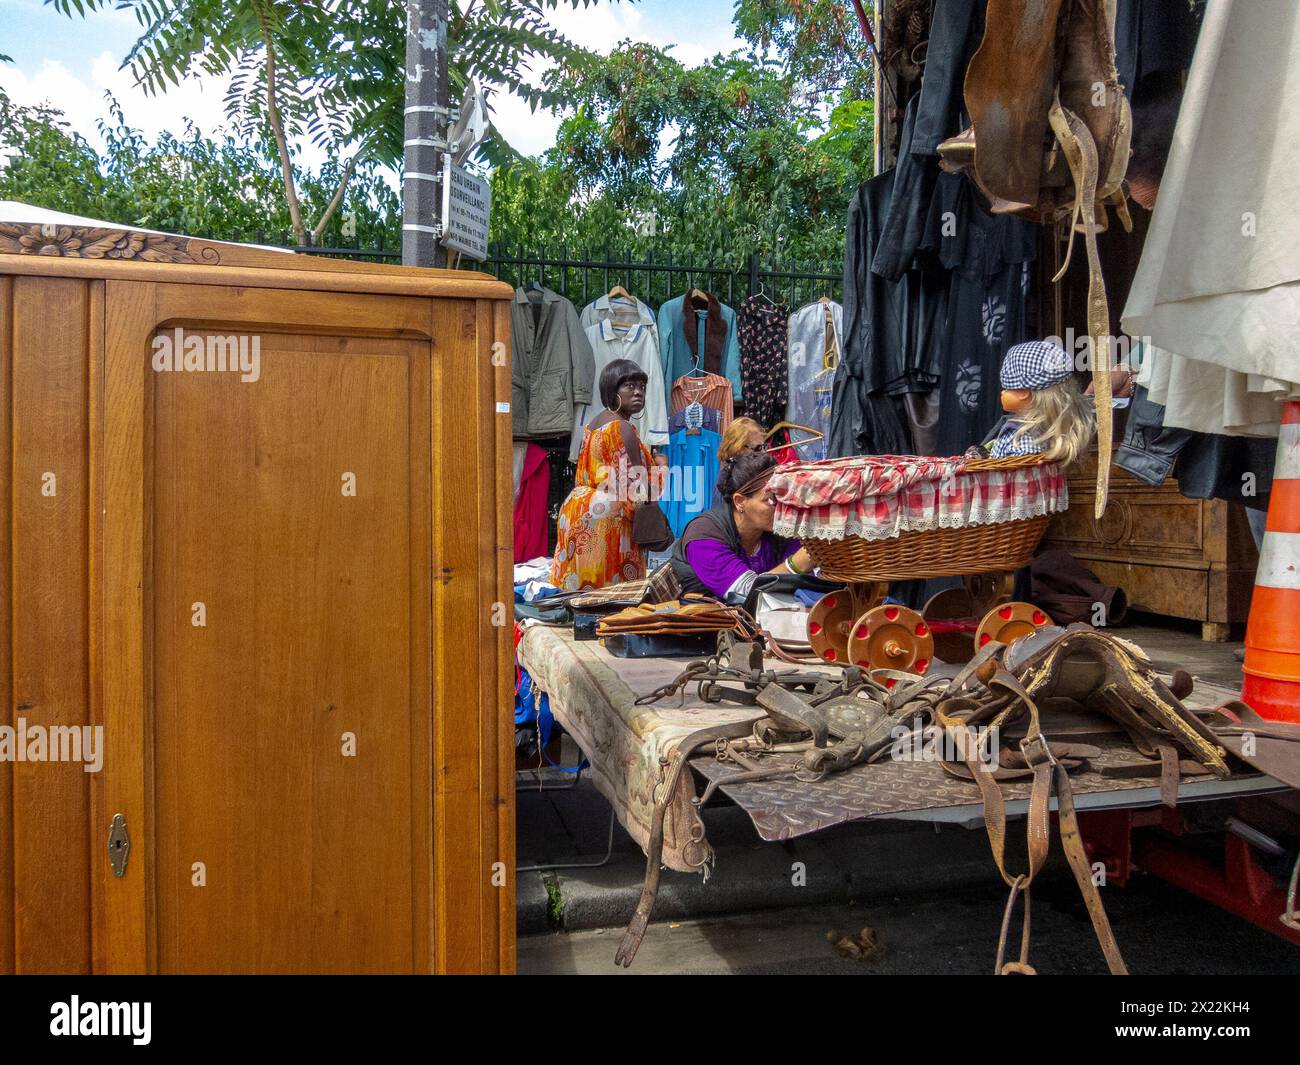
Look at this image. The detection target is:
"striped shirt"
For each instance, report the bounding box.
[670,372,734,431]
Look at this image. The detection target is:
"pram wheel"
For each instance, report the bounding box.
[846,604,933,676]
[975,601,1052,649]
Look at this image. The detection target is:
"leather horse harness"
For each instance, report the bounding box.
[622,625,1261,973]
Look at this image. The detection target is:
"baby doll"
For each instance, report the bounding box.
[984,341,1094,463]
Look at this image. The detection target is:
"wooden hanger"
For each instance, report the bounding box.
[764,421,824,452]
[689,288,709,302]
[822,305,839,372]
[608,285,632,301]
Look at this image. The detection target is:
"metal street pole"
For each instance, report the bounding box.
[402,0,450,267]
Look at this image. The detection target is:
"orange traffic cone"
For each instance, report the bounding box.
[1242,400,1300,722]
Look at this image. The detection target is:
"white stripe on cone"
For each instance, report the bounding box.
[1275,423,1300,481]
[1255,530,1300,591]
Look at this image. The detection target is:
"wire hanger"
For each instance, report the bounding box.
[753,279,778,308]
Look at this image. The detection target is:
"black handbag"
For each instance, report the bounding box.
[632,502,674,552]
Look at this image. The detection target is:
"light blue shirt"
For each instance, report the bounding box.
[656,295,743,408]
[658,427,721,538]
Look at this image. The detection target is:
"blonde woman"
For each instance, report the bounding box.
[712,417,766,507]
[718,416,767,463]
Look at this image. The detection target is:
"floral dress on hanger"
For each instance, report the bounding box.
[550,419,654,592]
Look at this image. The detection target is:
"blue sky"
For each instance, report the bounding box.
[0,0,746,164]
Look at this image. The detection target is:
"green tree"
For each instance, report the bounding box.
[489,37,873,269]
[47,0,607,244]
[0,90,399,246]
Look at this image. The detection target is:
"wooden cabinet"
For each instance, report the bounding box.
[0,226,515,973]
[1043,451,1259,641]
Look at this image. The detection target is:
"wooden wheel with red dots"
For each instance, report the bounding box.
[845,604,934,676]
[974,601,1052,650]
[806,590,857,664]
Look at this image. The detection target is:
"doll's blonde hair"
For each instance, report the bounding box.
[1008,378,1094,466]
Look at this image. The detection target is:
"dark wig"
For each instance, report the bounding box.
[716,450,777,505]
[599,358,649,410]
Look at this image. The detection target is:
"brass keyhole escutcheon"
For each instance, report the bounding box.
[108,814,131,878]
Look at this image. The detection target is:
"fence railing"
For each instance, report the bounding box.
[479,245,842,310]
[206,231,842,309]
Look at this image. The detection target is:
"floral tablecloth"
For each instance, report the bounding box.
[517,623,770,872]
[770,454,1068,542]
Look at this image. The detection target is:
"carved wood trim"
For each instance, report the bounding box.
[0,223,221,265]
[0,222,515,298]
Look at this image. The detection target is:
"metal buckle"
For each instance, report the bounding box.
[1019,733,1057,769]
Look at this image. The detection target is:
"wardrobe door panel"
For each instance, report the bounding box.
[99,282,434,972]
[0,276,97,973]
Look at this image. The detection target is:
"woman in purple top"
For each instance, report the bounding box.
[669,451,814,603]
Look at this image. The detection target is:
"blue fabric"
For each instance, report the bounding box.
[659,427,721,538]
[514,667,554,748]
[990,418,1046,458]
[1000,340,1074,390]
[515,666,588,773]
[656,295,743,404]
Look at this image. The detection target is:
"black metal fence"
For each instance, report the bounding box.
[479,246,842,310]
[214,231,842,309]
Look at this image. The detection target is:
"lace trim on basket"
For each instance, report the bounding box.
[773,489,1069,542]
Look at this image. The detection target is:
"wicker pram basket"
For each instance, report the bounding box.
[799,454,1055,583]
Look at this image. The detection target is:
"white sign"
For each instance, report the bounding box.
[450,86,489,164]
[441,156,491,261]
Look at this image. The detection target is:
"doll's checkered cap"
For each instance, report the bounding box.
[1000,341,1075,390]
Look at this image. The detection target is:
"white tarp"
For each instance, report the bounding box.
[1121,0,1300,437]
[0,200,292,253]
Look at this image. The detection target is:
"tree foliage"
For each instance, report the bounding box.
[0,90,399,247]
[489,16,875,268]
[12,1,877,267]
[45,0,607,240]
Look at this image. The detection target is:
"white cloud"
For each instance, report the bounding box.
[482,0,743,158]
[0,1,746,168]
[0,51,236,150]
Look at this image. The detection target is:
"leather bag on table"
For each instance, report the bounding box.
[632,501,674,552]
[596,597,753,637]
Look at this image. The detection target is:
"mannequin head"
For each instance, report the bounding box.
[996,340,1093,464]
[599,358,647,416]
[1003,378,1094,464]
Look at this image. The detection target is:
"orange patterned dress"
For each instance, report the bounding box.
[550,419,653,592]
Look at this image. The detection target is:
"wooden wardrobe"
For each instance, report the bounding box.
[0,223,515,973]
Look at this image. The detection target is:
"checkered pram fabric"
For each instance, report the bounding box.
[769,454,1068,542]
